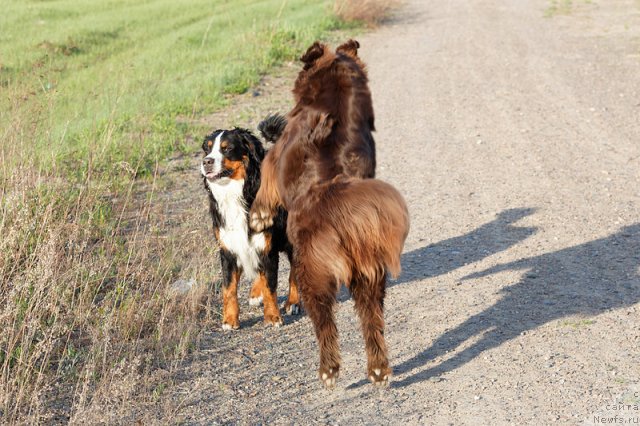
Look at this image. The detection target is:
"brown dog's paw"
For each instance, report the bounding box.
[264,314,283,328]
[249,207,274,232]
[319,366,340,389]
[368,366,391,387]
[283,302,301,316]
[313,113,334,139]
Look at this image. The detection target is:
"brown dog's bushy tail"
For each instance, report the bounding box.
[258,113,287,143]
[340,179,410,280]
[309,178,409,284]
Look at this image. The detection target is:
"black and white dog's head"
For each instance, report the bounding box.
[201,128,265,182]
[201,117,286,205]
[201,128,265,202]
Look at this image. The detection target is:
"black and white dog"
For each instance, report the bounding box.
[201,116,299,330]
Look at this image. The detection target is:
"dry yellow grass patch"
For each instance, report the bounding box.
[333,0,400,26]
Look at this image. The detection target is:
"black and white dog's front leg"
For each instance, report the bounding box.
[251,250,283,327]
[220,248,241,330]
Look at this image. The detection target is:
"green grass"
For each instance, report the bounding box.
[0,0,352,420]
[544,0,593,17]
[559,318,596,328]
[545,0,573,17]
[1,0,342,177]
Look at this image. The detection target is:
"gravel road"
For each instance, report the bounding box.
[109,1,640,424]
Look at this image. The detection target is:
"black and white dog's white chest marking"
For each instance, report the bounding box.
[206,177,266,279]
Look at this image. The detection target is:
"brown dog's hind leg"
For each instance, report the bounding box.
[283,271,301,315]
[306,290,340,389]
[297,265,341,388]
[283,248,301,315]
[351,273,391,386]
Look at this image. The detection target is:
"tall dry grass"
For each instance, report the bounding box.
[333,0,399,26]
[0,104,215,422]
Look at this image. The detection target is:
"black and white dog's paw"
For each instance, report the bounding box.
[249,295,263,307]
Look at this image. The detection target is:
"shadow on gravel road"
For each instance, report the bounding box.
[340,208,537,305]
[393,223,640,388]
[391,207,538,286]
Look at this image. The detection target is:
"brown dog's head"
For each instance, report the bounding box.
[299,39,361,68]
[293,39,368,108]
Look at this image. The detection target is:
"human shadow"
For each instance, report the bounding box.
[391,207,538,286]
[393,223,640,388]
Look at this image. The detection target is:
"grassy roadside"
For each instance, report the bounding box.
[0,0,361,421]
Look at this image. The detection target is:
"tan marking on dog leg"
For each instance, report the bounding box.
[259,272,282,327]
[249,274,265,306]
[222,270,240,330]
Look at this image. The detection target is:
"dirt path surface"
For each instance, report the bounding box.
[127,0,640,424]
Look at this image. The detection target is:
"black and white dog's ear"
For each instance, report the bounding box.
[241,131,265,166]
[239,131,265,204]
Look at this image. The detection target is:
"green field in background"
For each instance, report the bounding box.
[1,0,339,176]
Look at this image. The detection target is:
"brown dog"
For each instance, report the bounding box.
[250,40,409,388]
